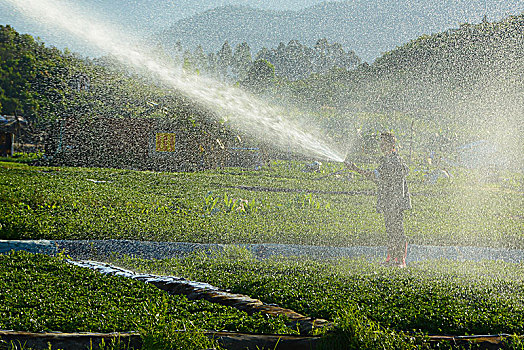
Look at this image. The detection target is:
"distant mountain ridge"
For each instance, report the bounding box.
[157,1,523,62]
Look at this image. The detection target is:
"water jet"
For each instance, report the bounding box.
[6,0,346,164]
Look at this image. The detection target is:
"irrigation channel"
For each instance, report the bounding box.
[2,239,524,349]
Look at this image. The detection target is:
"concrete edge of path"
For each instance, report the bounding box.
[2,239,524,263]
[0,330,323,350]
[1,330,520,350]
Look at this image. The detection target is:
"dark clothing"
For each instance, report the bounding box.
[384,210,407,264]
[374,152,412,213]
[373,152,411,265]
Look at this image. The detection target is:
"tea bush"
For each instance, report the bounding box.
[115,251,524,336]
[0,250,295,336]
[0,161,522,248]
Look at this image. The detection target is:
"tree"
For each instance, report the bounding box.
[172,41,183,64]
[193,45,207,74]
[241,59,275,94]
[232,42,252,81]
[0,26,40,117]
[182,49,195,72]
[280,40,313,80]
[206,52,218,77]
[217,41,233,81]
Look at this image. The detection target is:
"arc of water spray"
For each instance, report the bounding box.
[9,0,345,162]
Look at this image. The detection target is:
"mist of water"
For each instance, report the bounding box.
[7,0,346,163]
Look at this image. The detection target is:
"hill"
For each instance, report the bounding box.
[2,11,522,167]
[157,1,523,63]
[289,13,523,162]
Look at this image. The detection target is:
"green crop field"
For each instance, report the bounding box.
[0,251,296,350]
[1,161,522,248]
[114,249,524,348]
[115,249,524,336]
[1,160,523,349]
[0,250,296,334]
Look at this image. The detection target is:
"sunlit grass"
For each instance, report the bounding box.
[113,248,524,336]
[0,160,522,248]
[0,250,294,336]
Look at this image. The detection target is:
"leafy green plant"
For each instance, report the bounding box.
[202,191,258,216]
[92,337,131,350]
[0,152,43,164]
[319,304,427,350]
[503,335,524,350]
[0,251,296,336]
[137,295,222,350]
[202,191,220,215]
[223,193,237,213]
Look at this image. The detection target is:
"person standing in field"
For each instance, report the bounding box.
[345,132,412,267]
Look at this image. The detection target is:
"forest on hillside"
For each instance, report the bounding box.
[164,38,360,82]
[1,12,522,163]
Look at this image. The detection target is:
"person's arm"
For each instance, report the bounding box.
[344,161,376,181]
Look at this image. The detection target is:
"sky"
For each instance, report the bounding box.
[1,0,523,60]
[1,0,330,42]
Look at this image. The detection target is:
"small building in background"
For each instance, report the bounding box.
[0,115,28,157]
[43,116,267,172]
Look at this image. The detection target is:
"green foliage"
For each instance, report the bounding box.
[137,295,222,350]
[203,191,220,214]
[320,304,426,350]
[202,191,258,215]
[0,25,197,124]
[0,152,43,164]
[0,163,523,247]
[231,42,252,81]
[0,26,39,116]
[3,16,522,165]
[0,161,522,248]
[117,253,524,338]
[241,59,276,93]
[295,193,329,210]
[281,14,523,154]
[0,250,294,336]
[503,335,524,350]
